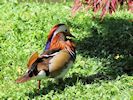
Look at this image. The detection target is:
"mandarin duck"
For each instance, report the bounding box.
[16,24,76,91]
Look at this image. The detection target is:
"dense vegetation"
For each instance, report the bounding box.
[0,1,133,99]
[72,0,133,18]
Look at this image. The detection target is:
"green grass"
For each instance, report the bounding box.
[0,1,133,100]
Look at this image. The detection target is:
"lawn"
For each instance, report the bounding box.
[0,1,133,99]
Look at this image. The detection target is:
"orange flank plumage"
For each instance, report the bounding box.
[27,52,39,68]
[49,32,75,51]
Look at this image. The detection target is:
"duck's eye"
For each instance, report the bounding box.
[64,29,67,32]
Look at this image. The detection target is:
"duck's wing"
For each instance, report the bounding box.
[27,52,39,69]
[16,50,58,83]
[16,49,76,83]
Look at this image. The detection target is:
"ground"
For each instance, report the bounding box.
[0,1,133,100]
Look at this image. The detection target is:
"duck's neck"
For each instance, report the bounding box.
[49,33,66,50]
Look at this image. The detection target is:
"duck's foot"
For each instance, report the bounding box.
[36,80,41,94]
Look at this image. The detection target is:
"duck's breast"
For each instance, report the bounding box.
[49,50,73,78]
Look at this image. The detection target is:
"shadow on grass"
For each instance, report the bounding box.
[73,17,133,75]
[76,17,133,57]
[25,72,111,98]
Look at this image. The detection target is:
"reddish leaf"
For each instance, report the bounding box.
[71,0,130,18]
[110,0,117,12]
[128,0,133,13]
[100,0,110,18]
[85,0,93,11]
[72,0,82,16]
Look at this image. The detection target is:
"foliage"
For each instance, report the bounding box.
[72,0,133,18]
[0,1,133,99]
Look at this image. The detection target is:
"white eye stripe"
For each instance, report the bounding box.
[52,25,68,40]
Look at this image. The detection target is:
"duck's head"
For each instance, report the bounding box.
[45,24,75,50]
[48,24,74,40]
